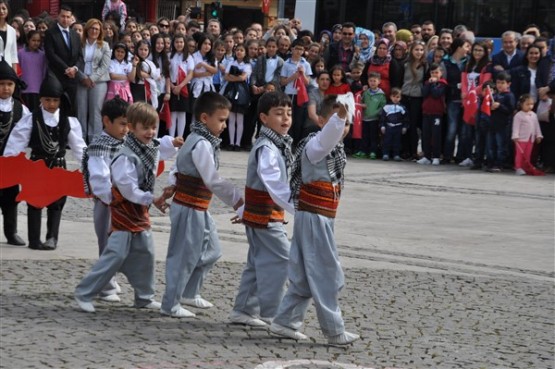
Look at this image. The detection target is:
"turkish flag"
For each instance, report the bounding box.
[481,86,493,116]
[463,89,478,125]
[159,102,172,129]
[352,90,363,139]
[262,0,271,14]
[295,74,309,107]
[177,67,189,98]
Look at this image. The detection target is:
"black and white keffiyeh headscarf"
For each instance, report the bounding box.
[258,125,294,173]
[289,133,347,208]
[81,134,124,195]
[124,132,160,192]
[191,120,222,168]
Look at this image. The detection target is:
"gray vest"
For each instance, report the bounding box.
[113,146,148,189]
[246,137,287,191]
[176,133,210,179]
[300,148,332,184]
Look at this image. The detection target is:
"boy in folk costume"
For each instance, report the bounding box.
[0,58,30,246]
[75,102,178,313]
[229,92,295,327]
[81,98,182,303]
[270,93,360,345]
[4,74,86,250]
[159,92,244,318]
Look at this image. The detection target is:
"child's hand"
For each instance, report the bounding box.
[380,126,386,134]
[402,128,407,135]
[336,103,348,119]
[491,102,500,110]
[230,215,243,224]
[513,138,519,143]
[536,137,543,144]
[429,77,438,83]
[172,136,184,147]
[154,195,170,213]
[162,185,176,200]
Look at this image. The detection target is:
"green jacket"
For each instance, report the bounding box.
[362,88,387,121]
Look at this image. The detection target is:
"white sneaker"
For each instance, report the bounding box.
[416,157,431,165]
[75,297,95,313]
[229,310,267,327]
[270,322,309,340]
[182,295,214,309]
[327,331,360,345]
[161,306,196,318]
[141,301,161,310]
[459,158,474,167]
[432,158,440,165]
[114,281,122,294]
[99,294,120,303]
[515,168,526,176]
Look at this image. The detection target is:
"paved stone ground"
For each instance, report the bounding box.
[1,258,553,369]
[1,153,554,369]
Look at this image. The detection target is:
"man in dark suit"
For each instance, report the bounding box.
[492,30,525,80]
[43,5,84,115]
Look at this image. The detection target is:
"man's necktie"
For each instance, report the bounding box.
[62,30,70,49]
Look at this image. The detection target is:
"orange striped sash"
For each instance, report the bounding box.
[110,187,150,232]
[243,186,285,228]
[298,181,340,218]
[173,173,213,211]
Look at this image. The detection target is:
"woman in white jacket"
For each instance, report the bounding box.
[0,0,18,70]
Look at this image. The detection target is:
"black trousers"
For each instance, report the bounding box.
[0,185,19,238]
[27,196,66,247]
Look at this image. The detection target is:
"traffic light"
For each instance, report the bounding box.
[209,2,221,19]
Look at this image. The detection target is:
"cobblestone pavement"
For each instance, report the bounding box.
[1,259,553,369]
[1,153,554,369]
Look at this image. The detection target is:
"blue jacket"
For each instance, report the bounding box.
[380,103,409,129]
[492,50,524,76]
[491,91,515,131]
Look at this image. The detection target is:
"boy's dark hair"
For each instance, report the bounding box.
[367,71,381,80]
[257,91,292,117]
[291,38,306,49]
[390,87,402,96]
[429,62,441,71]
[193,91,232,121]
[319,94,339,119]
[102,97,129,122]
[495,71,511,83]
[266,37,278,46]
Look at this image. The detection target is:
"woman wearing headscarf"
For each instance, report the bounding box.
[362,38,392,98]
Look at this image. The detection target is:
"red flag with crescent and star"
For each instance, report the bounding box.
[463,89,478,125]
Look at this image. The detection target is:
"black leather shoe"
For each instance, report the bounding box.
[28,242,44,250]
[41,238,57,250]
[7,234,26,246]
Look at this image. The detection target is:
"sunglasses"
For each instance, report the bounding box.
[159,24,169,28]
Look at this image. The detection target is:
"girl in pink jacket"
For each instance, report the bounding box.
[512,94,543,175]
